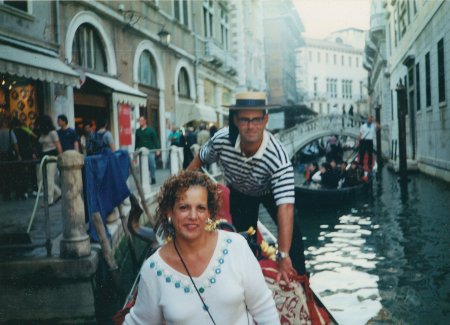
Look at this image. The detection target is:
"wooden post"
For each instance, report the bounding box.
[375,104,382,168]
[395,80,408,182]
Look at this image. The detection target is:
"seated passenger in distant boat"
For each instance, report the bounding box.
[343,160,361,187]
[328,159,341,189]
[304,162,319,185]
[337,161,348,188]
[315,162,336,189]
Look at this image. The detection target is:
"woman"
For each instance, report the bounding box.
[0,115,20,200]
[37,115,62,206]
[124,171,279,325]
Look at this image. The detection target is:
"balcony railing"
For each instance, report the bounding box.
[204,38,237,75]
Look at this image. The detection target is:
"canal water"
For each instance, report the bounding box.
[261,167,450,325]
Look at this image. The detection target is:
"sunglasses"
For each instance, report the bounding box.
[237,116,265,126]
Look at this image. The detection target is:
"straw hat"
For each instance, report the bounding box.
[227,92,279,110]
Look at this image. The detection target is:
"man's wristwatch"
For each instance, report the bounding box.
[276,250,289,262]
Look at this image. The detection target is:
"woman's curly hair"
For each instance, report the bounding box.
[155,171,221,239]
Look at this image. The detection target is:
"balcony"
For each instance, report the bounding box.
[204,38,225,67]
[223,52,237,76]
[370,12,386,41]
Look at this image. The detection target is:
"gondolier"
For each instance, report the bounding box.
[187,92,306,282]
[358,115,380,175]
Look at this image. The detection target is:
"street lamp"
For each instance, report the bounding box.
[157,28,171,46]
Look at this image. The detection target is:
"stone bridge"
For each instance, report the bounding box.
[275,114,364,159]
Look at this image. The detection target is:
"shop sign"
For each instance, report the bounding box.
[118,103,132,146]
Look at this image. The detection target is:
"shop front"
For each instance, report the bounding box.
[74,73,147,151]
[0,45,79,128]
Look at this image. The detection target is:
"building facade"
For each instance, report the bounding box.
[296,29,369,117]
[1,0,263,154]
[365,0,450,181]
[262,0,304,106]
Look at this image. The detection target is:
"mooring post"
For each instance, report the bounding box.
[138,147,151,195]
[59,150,91,258]
[375,104,383,168]
[395,80,408,182]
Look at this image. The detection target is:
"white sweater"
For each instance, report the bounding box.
[124,230,280,325]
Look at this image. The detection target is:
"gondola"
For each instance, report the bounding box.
[113,185,337,325]
[295,181,369,207]
[296,152,375,208]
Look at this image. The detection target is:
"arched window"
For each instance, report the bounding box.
[178,68,190,98]
[72,24,107,73]
[138,51,158,87]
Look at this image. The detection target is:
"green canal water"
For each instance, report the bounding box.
[266,167,450,325]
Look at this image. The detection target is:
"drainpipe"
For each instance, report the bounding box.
[55,0,60,45]
[191,2,199,103]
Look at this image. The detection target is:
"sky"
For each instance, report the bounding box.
[294,0,371,39]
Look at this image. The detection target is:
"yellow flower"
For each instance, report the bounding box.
[260,240,276,261]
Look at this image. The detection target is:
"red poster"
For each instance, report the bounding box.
[118,103,132,146]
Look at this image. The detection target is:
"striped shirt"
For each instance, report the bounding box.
[200,127,295,206]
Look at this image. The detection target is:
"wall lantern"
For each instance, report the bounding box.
[157,28,171,47]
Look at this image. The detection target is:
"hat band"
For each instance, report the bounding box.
[235,99,266,107]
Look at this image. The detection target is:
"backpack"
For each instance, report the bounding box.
[86,131,108,156]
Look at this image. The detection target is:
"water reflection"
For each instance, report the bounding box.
[306,214,382,325]
[296,168,450,325]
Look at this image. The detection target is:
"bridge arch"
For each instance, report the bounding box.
[275,115,364,159]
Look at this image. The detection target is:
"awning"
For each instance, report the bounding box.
[86,73,147,107]
[0,45,79,87]
[176,102,217,126]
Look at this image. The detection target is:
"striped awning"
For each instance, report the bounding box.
[176,101,217,126]
[0,45,79,87]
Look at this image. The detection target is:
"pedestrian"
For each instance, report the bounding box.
[342,104,346,128]
[209,125,217,138]
[348,105,354,127]
[182,126,196,169]
[79,121,93,155]
[37,114,62,206]
[0,115,21,200]
[57,114,79,152]
[167,126,181,147]
[135,116,160,185]
[358,115,380,176]
[196,123,210,147]
[188,91,306,280]
[123,171,279,325]
[87,117,115,155]
[10,118,36,199]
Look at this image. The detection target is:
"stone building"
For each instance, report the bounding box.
[297,28,369,117]
[365,0,450,181]
[262,0,304,106]
[1,0,262,154]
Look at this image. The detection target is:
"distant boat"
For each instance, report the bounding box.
[295,181,370,208]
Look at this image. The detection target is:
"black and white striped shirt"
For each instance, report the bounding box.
[200,127,295,206]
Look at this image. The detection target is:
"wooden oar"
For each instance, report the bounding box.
[128,158,155,227]
[118,204,139,273]
[92,212,124,300]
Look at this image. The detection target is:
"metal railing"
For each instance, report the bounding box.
[0,156,57,256]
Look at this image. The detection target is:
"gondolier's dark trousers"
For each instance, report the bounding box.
[358,139,373,170]
[229,187,307,275]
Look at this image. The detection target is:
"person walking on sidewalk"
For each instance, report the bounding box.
[135,116,160,185]
[187,92,306,282]
[37,115,62,206]
[57,114,79,152]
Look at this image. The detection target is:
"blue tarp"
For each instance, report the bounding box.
[83,149,130,241]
